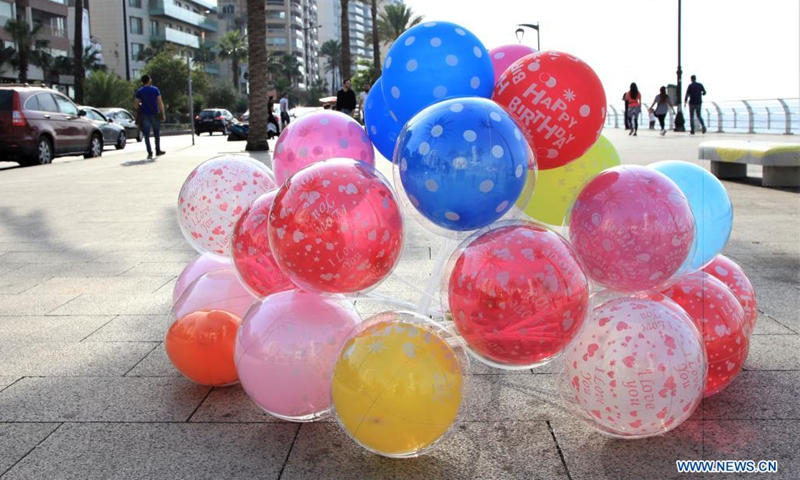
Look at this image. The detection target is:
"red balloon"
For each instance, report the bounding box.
[232,190,295,298]
[447,222,590,368]
[493,51,606,170]
[662,272,749,397]
[702,255,758,335]
[268,159,404,294]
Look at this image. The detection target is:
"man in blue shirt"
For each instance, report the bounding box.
[684,75,707,135]
[135,74,167,158]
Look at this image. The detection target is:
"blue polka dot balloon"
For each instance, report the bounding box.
[382,21,495,127]
[364,77,402,161]
[395,97,535,232]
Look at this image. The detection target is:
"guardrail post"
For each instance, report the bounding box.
[743,100,755,133]
[777,98,792,135]
[766,107,771,131]
[711,102,723,133]
[608,105,619,128]
[733,107,738,130]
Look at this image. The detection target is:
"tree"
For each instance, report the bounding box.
[136,39,171,63]
[352,58,377,94]
[320,40,341,93]
[279,53,301,87]
[3,19,48,82]
[377,2,423,45]
[339,0,351,79]
[370,0,380,80]
[142,51,209,115]
[49,46,104,80]
[217,30,247,93]
[206,83,237,111]
[246,0,269,151]
[84,69,134,109]
[0,40,14,75]
[193,41,217,67]
[73,0,85,103]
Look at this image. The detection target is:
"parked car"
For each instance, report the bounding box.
[80,106,127,150]
[0,84,103,166]
[240,104,280,123]
[99,107,142,142]
[195,109,236,135]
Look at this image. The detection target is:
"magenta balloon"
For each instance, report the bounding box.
[488,44,537,84]
[172,268,259,322]
[272,111,376,184]
[173,254,232,304]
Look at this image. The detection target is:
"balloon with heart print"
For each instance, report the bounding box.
[444,221,590,369]
[493,51,607,170]
[178,155,277,257]
[272,110,376,184]
[488,44,537,84]
[561,291,706,439]
[268,158,404,294]
[661,272,749,397]
[702,254,758,335]
[568,165,696,292]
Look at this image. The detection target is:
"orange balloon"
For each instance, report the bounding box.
[165,310,242,386]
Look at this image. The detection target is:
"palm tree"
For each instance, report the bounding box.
[246,0,268,152]
[0,40,14,75]
[3,19,45,82]
[217,30,247,93]
[73,0,85,103]
[339,0,351,79]
[378,2,423,45]
[320,39,341,93]
[136,39,170,63]
[279,53,301,87]
[193,41,217,67]
[85,69,134,108]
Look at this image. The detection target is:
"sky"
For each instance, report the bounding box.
[402,0,800,103]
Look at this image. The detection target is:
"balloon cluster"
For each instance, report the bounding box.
[167,20,756,458]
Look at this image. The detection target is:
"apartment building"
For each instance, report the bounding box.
[90,0,219,81]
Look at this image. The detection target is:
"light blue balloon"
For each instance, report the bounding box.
[649,160,733,270]
[382,21,494,128]
[364,78,402,161]
[396,97,532,231]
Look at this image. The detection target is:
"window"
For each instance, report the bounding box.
[266,11,286,20]
[53,94,78,116]
[132,69,141,79]
[266,37,287,46]
[33,93,59,113]
[119,111,134,122]
[267,24,286,33]
[150,20,159,36]
[131,43,144,59]
[128,0,141,8]
[266,0,285,5]
[130,17,143,35]
[85,109,106,122]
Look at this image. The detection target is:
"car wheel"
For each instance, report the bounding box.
[84,133,103,158]
[115,131,127,150]
[136,130,143,142]
[27,136,53,166]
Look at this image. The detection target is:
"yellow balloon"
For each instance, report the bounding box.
[331,313,464,457]
[520,135,621,226]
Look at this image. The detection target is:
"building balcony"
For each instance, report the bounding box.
[149,0,218,32]
[153,26,200,49]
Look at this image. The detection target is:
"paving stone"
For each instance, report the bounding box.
[0,376,20,392]
[23,277,173,296]
[119,262,190,277]
[0,262,138,278]
[0,377,209,422]
[464,374,571,422]
[47,293,171,316]
[0,263,24,276]
[702,421,799,479]
[744,335,800,371]
[84,315,165,342]
[125,345,182,377]
[551,419,704,480]
[701,371,800,420]
[91,250,199,263]
[0,423,61,475]
[189,385,285,423]
[281,421,568,480]
[0,242,58,252]
[0,341,156,376]
[0,294,79,315]
[752,315,796,335]
[0,276,48,295]
[0,252,96,264]
[0,315,113,342]
[749,281,800,329]
[1,423,298,480]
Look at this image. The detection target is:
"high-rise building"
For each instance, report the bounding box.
[89,0,219,81]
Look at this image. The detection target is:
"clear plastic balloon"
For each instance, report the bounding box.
[394,97,536,233]
[443,220,590,369]
[568,165,696,292]
[649,161,733,271]
[561,291,706,439]
[661,272,749,397]
[235,290,360,422]
[364,77,402,161]
[268,158,404,294]
[272,111,375,184]
[488,44,537,84]
[173,254,231,304]
[381,21,494,126]
[702,254,758,335]
[331,311,469,458]
[178,155,277,257]
[231,190,295,298]
[492,51,607,169]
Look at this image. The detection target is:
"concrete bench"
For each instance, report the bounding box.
[699,141,800,187]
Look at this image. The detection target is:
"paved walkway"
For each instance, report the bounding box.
[0,128,797,479]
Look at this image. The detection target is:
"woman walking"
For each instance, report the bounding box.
[624,83,642,136]
[649,86,675,136]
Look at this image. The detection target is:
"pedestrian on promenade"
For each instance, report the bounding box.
[624,83,642,136]
[649,85,675,136]
[134,74,166,159]
[358,83,370,125]
[684,75,707,134]
[335,78,357,117]
[267,95,280,139]
[648,108,656,129]
[279,92,290,128]
[622,90,631,130]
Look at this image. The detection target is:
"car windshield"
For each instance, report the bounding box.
[0,91,13,111]
[199,110,219,118]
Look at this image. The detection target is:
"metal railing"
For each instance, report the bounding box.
[605,98,799,135]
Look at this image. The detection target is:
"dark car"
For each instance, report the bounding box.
[81,106,127,150]
[0,84,103,166]
[99,107,142,142]
[195,109,235,135]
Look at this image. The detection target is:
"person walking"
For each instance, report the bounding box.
[279,92,290,128]
[622,90,631,130]
[134,74,166,159]
[684,75,707,134]
[267,95,279,140]
[624,82,643,136]
[335,78,357,117]
[358,83,370,125]
[649,86,675,136]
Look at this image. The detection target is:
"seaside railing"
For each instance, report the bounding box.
[605,98,799,135]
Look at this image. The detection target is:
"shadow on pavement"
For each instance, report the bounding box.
[121,159,157,167]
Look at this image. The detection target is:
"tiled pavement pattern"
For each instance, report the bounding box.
[0,130,797,479]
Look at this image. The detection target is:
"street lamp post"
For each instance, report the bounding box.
[302,24,322,89]
[674,0,686,132]
[515,23,540,51]
[187,52,195,146]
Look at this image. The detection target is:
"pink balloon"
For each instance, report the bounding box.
[273,111,376,184]
[488,44,537,84]
[702,255,758,335]
[563,292,706,438]
[173,254,231,304]
[234,290,360,421]
[172,268,259,322]
[569,165,695,292]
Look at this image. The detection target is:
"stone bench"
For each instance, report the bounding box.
[699,141,800,187]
